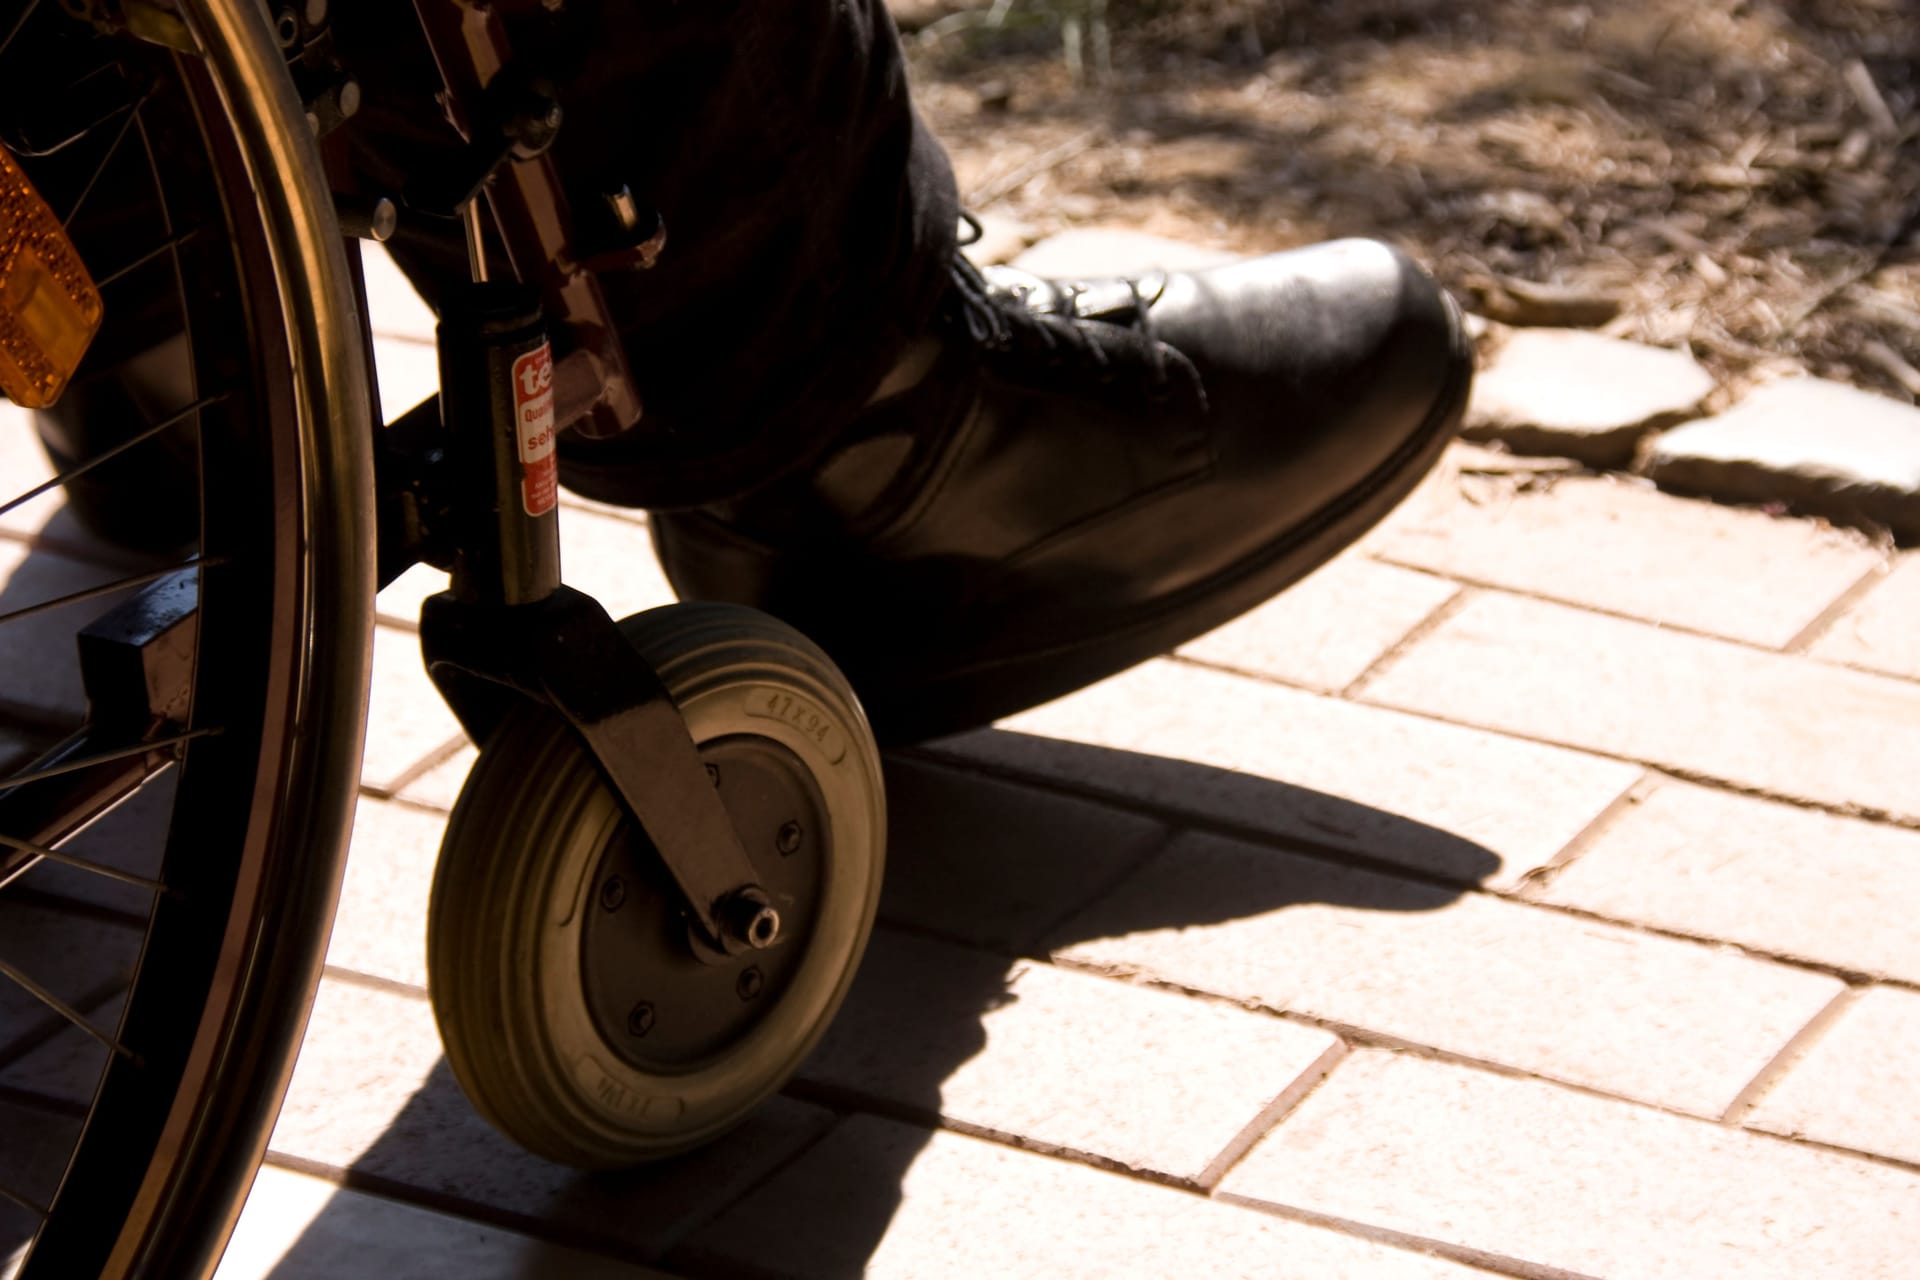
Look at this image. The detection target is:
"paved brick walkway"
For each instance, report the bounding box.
[5,243,1920,1278]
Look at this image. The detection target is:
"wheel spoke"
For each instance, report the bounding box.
[93,225,203,290]
[0,392,227,521]
[0,560,218,631]
[0,0,43,69]
[0,831,164,894]
[0,1178,48,1221]
[0,958,132,1062]
[0,728,216,793]
[59,91,149,230]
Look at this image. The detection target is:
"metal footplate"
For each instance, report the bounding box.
[411,281,777,959]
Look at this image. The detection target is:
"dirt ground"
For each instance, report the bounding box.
[895,0,1920,402]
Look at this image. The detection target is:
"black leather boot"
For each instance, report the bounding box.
[650,237,1474,744]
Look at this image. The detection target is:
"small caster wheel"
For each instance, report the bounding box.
[426,602,886,1168]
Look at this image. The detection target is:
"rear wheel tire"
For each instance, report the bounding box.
[0,2,373,1276]
[428,603,885,1168]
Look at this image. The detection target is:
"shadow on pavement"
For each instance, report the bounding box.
[263,733,1498,1278]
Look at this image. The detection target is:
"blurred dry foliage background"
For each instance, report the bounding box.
[895,0,1920,401]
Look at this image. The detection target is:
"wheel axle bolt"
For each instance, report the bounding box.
[776,821,803,856]
[628,1002,655,1036]
[599,877,627,911]
[737,967,764,1001]
[705,763,720,786]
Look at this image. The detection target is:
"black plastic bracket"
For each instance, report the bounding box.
[420,588,780,958]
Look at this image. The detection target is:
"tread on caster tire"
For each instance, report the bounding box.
[427,602,886,1168]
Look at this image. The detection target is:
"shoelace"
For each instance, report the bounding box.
[944,219,1204,407]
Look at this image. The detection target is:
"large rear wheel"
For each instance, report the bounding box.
[0,2,373,1276]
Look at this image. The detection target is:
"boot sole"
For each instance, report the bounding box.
[865,291,1477,745]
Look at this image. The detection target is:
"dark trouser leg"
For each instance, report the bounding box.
[335,1,957,508]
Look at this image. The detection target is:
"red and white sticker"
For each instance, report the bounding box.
[511,342,558,517]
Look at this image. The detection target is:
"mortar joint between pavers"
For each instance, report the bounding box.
[1719,984,1864,1127]
[1781,552,1899,654]
[1195,1036,1351,1192]
[1211,1188,1599,1280]
[1337,583,1477,700]
[1510,771,1659,897]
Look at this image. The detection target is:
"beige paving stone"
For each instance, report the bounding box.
[1362,592,1920,819]
[681,1114,1491,1280]
[1176,556,1459,691]
[0,538,149,721]
[329,799,446,989]
[270,979,831,1264]
[371,335,439,426]
[0,1098,80,1259]
[1372,472,1883,646]
[1646,375,1920,540]
[1811,552,1920,679]
[217,1164,668,1280]
[1463,328,1714,465]
[1219,1049,1920,1280]
[1747,986,1920,1164]
[9,771,172,916]
[877,755,1168,950]
[1,989,125,1108]
[1053,831,1843,1115]
[394,743,478,812]
[373,561,448,629]
[803,930,1344,1182]
[0,903,138,1061]
[933,660,1639,890]
[361,624,465,793]
[359,245,436,344]
[1531,781,1920,982]
[0,402,62,541]
[550,508,677,621]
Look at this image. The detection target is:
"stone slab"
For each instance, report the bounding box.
[359,245,436,344]
[0,401,62,541]
[0,538,149,721]
[680,1113,1490,1280]
[1466,328,1715,466]
[371,335,440,426]
[1219,1049,1920,1280]
[1747,986,1920,1165]
[1011,227,1243,279]
[2,988,125,1109]
[217,1164,669,1280]
[932,660,1640,890]
[1052,831,1843,1116]
[328,799,446,989]
[1176,555,1459,692]
[1361,592,1920,820]
[0,1098,81,1261]
[0,903,138,1064]
[1645,376,1920,539]
[1811,552,1920,679]
[8,771,172,916]
[360,623,466,794]
[270,979,831,1264]
[546,508,677,622]
[394,743,478,812]
[1531,781,1920,982]
[876,755,1168,950]
[1371,471,1884,647]
[802,929,1344,1182]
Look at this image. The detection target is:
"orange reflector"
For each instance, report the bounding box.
[0,143,103,409]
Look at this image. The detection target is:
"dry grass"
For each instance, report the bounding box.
[901,0,1920,400]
